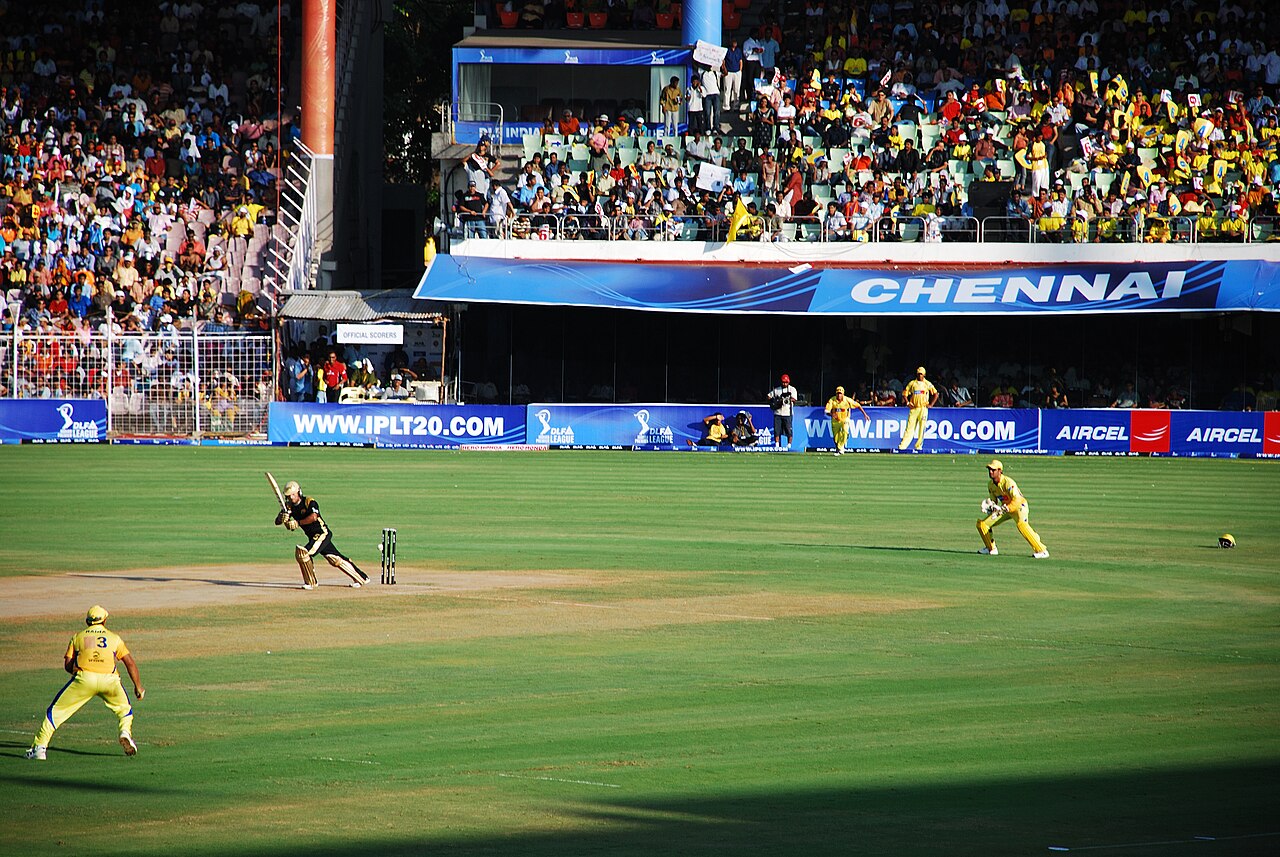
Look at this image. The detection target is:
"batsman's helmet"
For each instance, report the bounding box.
[284,481,301,496]
[86,605,109,624]
[1219,533,1236,548]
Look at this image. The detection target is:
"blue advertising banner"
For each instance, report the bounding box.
[1040,409,1135,453]
[455,121,546,146]
[1170,410,1265,456]
[416,258,1280,315]
[525,403,789,449]
[268,403,526,448]
[800,407,1041,452]
[0,399,106,443]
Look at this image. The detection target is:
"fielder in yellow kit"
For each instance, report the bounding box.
[898,366,938,450]
[824,385,869,454]
[977,459,1049,558]
[27,605,146,760]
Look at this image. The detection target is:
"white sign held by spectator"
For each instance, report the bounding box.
[338,324,404,345]
[693,40,727,68]
[696,162,733,193]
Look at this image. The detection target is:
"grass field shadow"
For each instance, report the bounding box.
[187,760,1280,857]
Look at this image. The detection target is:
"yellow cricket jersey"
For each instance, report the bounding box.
[987,474,1026,511]
[825,396,857,422]
[68,623,129,674]
[903,378,937,409]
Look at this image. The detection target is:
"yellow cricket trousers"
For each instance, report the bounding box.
[34,670,134,747]
[899,407,928,449]
[977,502,1047,554]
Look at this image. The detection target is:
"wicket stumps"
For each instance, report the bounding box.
[380,528,397,584]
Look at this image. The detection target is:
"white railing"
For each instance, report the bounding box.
[264,140,318,296]
[8,326,275,438]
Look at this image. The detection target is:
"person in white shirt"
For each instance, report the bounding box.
[701,65,721,131]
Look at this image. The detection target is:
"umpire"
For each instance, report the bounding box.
[276,480,370,589]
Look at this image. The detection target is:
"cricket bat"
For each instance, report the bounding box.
[265,471,288,512]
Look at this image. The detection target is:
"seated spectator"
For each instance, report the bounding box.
[688,412,730,448]
[1110,381,1140,408]
[730,410,758,446]
[944,378,973,407]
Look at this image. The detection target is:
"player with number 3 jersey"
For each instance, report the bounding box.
[27,605,145,760]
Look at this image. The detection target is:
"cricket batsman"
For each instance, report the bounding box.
[898,366,938,451]
[26,605,146,760]
[275,480,370,589]
[824,385,870,455]
[977,459,1049,558]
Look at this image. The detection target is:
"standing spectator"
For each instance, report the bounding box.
[321,350,347,402]
[25,605,145,761]
[286,351,314,402]
[701,64,721,132]
[767,372,798,449]
[723,40,744,116]
[660,76,683,136]
[687,77,706,134]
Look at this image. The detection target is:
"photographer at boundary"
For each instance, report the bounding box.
[767,373,799,449]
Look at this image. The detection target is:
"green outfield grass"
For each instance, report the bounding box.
[2,448,1278,856]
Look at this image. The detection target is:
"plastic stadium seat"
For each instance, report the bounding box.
[499,10,518,27]
[588,12,607,27]
[566,11,584,27]
[656,12,674,28]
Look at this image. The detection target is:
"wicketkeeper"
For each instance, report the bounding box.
[275,480,370,589]
[977,459,1049,558]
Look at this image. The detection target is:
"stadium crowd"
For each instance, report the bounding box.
[459,0,1280,243]
[0,0,293,410]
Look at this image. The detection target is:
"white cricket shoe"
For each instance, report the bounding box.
[979,546,999,556]
[25,746,47,760]
[1033,550,1050,559]
[301,584,314,590]
[120,733,137,756]
[349,581,362,588]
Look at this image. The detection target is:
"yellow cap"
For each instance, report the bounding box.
[986,459,1003,471]
[835,386,845,393]
[917,366,927,374]
[86,605,109,624]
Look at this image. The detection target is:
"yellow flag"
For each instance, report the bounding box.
[423,235,436,268]
[1136,163,1154,187]
[727,197,750,242]
[1089,71,1099,93]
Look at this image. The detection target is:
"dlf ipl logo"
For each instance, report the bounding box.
[57,403,99,440]
[633,409,674,445]
[534,408,575,445]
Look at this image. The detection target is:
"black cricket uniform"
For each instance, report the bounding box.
[285,494,364,576]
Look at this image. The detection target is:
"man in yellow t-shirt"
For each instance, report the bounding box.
[825,385,869,455]
[27,606,146,760]
[898,366,938,450]
[976,459,1049,558]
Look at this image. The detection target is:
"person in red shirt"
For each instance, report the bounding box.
[321,351,347,402]
[48,287,69,317]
